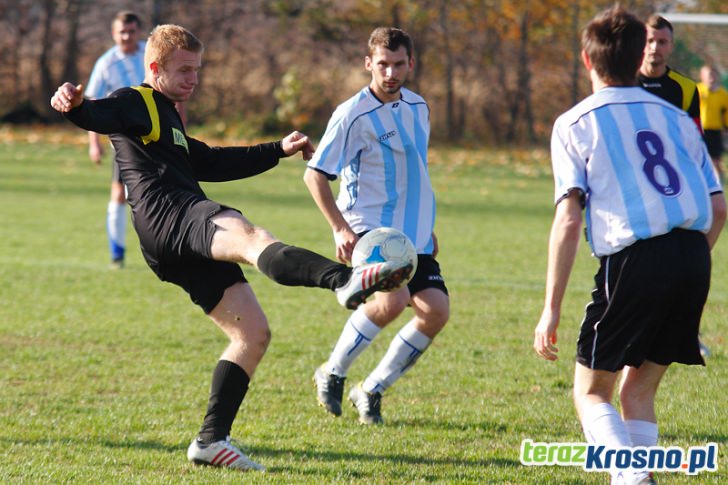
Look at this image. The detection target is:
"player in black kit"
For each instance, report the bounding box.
[50,24,411,472]
[638,15,701,128]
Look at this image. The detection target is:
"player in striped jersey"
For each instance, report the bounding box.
[306,27,449,424]
[86,11,147,269]
[533,7,725,485]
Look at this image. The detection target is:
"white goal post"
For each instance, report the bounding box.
[659,13,728,26]
[658,12,728,76]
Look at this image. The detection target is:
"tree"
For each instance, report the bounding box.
[38,0,56,120]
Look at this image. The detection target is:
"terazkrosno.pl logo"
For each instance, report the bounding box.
[520,440,718,475]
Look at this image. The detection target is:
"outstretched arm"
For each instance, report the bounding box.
[533,191,583,361]
[281,131,315,160]
[190,130,316,182]
[55,84,106,164]
[50,83,85,113]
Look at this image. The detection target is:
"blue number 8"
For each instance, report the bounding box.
[636,131,680,196]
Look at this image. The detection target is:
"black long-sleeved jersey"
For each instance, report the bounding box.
[65,84,284,256]
[638,67,701,127]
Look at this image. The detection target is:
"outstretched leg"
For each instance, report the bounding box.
[209,210,412,307]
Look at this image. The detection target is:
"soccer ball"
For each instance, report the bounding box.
[351,227,418,287]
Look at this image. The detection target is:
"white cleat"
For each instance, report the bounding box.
[187,436,265,472]
[336,261,413,310]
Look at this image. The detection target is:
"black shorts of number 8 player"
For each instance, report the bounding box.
[351,228,418,293]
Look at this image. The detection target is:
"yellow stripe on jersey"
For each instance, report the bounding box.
[132,86,161,144]
[667,70,697,113]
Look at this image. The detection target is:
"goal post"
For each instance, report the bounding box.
[660,13,728,26]
[658,12,728,86]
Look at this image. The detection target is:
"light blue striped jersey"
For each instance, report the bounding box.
[552,86,722,257]
[86,41,146,99]
[308,86,436,254]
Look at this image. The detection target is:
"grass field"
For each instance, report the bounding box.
[1,130,726,484]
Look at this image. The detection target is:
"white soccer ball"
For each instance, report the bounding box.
[351,227,418,287]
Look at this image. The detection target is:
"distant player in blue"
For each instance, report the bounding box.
[305,27,449,424]
[533,7,726,485]
[86,11,146,268]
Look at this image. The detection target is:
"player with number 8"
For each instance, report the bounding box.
[533,6,725,485]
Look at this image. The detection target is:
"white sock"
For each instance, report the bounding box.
[326,308,381,377]
[624,419,658,447]
[580,402,644,485]
[107,201,127,261]
[362,320,431,394]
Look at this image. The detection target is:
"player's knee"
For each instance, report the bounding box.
[249,319,272,350]
[371,293,408,321]
[419,299,449,331]
[110,184,125,203]
[619,381,655,412]
[224,311,270,344]
[431,302,450,327]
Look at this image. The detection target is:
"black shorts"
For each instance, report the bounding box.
[576,229,710,372]
[407,254,448,296]
[703,130,724,159]
[140,199,246,314]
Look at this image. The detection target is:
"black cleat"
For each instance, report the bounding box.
[348,382,384,425]
[313,364,346,417]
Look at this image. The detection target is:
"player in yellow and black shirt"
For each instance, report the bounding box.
[698,65,728,183]
[638,15,718,361]
[50,24,412,472]
[638,15,701,129]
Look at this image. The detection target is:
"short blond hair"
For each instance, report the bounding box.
[145,24,203,69]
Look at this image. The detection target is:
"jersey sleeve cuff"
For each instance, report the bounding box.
[555,187,586,208]
[310,166,337,181]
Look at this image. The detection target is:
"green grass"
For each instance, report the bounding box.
[0,134,726,484]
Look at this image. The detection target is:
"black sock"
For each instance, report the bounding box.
[257,242,350,290]
[197,360,250,444]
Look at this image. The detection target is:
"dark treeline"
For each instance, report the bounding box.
[1,0,725,143]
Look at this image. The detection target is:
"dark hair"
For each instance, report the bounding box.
[582,6,646,86]
[113,10,142,28]
[368,27,413,59]
[645,14,673,34]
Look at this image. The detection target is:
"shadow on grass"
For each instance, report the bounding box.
[0,435,519,471]
[0,436,181,453]
[230,444,520,475]
[384,416,510,434]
